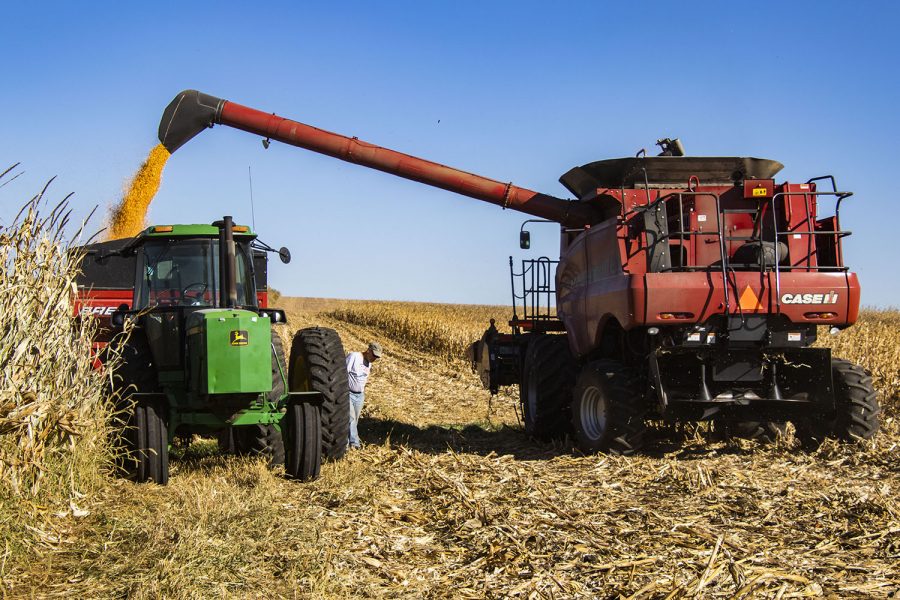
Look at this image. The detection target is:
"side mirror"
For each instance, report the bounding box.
[278,247,291,264]
[519,230,531,250]
[110,304,129,329]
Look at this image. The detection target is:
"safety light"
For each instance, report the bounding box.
[658,312,693,320]
[804,312,837,319]
[232,225,250,233]
[151,225,173,233]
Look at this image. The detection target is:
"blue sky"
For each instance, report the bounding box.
[2,1,898,307]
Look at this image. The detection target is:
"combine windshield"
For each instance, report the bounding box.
[135,239,255,309]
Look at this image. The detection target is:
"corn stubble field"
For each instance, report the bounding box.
[0,173,898,598]
[0,279,895,599]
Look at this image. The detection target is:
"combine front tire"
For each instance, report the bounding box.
[570,360,648,455]
[520,335,577,440]
[289,327,350,461]
[283,401,321,481]
[123,397,169,484]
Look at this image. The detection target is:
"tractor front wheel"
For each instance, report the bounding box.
[283,401,321,481]
[123,397,169,484]
[570,360,647,455]
[289,327,350,461]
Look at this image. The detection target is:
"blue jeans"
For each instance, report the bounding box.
[349,391,365,448]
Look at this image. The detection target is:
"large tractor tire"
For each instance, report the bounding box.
[283,400,321,481]
[520,334,578,441]
[123,396,169,484]
[289,327,350,461]
[570,360,648,455]
[217,333,287,466]
[795,358,880,447]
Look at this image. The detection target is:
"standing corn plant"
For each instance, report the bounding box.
[0,166,119,511]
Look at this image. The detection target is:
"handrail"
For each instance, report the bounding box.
[508,256,559,329]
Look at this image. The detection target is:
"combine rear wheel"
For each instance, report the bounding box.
[289,327,350,461]
[570,360,647,455]
[520,334,577,440]
[795,358,880,447]
[283,401,321,481]
[123,397,169,484]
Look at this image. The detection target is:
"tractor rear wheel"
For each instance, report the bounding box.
[283,400,321,481]
[570,360,648,455]
[123,396,169,484]
[520,334,577,441]
[289,327,350,461]
[795,358,880,448]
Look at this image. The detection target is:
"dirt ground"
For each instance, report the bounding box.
[7,298,898,599]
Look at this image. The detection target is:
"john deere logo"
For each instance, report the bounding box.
[230,330,249,346]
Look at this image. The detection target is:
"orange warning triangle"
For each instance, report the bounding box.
[739,285,764,311]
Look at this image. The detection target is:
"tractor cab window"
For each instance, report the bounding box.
[135,239,256,309]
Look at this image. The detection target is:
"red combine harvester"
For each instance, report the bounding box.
[156,90,879,453]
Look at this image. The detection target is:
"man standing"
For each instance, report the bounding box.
[346,342,382,450]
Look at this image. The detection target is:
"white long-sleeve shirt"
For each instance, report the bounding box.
[346,352,371,394]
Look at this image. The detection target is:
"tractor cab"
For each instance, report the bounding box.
[129,223,258,310]
[109,221,277,400]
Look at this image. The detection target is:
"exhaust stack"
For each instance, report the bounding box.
[158,90,599,227]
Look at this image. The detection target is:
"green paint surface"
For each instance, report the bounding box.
[187,309,272,394]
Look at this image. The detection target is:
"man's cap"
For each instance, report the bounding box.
[368,342,383,358]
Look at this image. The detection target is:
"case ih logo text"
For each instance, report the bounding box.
[780,292,839,305]
[230,330,249,346]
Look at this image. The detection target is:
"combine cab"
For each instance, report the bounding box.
[154,90,880,454]
[76,218,350,483]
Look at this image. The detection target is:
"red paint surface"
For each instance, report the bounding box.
[218,101,596,228]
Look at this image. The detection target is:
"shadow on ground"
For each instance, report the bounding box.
[357,417,571,460]
[357,417,782,461]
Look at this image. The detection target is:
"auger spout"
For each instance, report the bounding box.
[158,90,599,227]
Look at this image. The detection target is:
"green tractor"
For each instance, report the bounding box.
[87,216,350,484]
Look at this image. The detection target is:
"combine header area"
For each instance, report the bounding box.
[156,89,880,455]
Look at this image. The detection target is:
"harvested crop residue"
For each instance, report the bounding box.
[106,143,170,239]
[6,299,899,598]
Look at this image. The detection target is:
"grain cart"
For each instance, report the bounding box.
[157,89,879,454]
[77,217,350,483]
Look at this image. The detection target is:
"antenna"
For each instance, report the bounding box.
[248,165,257,230]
